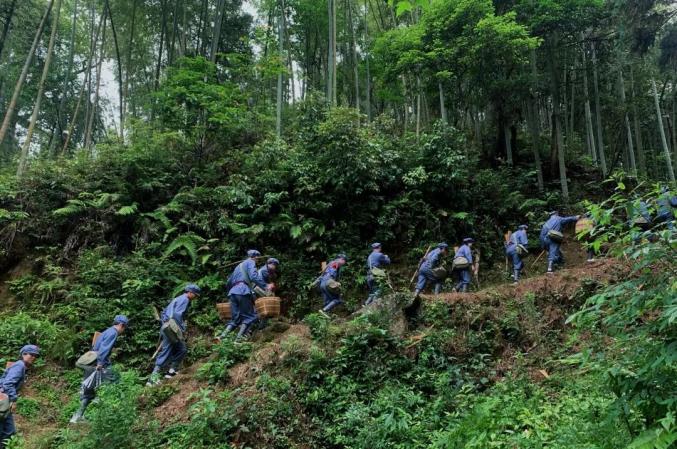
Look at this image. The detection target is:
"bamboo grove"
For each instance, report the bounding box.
[0,0,675,194]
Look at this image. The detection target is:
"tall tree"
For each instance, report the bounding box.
[18,0,63,177]
[591,41,607,175]
[276,0,285,137]
[652,78,675,181]
[0,0,17,62]
[0,0,54,148]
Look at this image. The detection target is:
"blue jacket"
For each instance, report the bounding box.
[0,360,26,402]
[258,266,278,284]
[321,260,342,283]
[227,259,268,296]
[454,244,473,264]
[508,229,528,247]
[421,248,445,271]
[162,293,191,332]
[540,214,578,242]
[367,251,391,271]
[93,326,119,367]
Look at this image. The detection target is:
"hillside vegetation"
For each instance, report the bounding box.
[0,0,675,448]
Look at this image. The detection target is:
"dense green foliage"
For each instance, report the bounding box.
[0,0,675,448]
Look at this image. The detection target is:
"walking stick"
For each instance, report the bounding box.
[530,250,546,269]
[409,245,433,287]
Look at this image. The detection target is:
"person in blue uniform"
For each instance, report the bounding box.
[540,211,580,273]
[147,285,200,385]
[70,315,129,423]
[656,187,677,229]
[259,258,280,291]
[453,238,474,293]
[0,345,40,448]
[366,243,391,305]
[505,225,528,284]
[414,243,449,297]
[221,250,273,340]
[319,254,348,316]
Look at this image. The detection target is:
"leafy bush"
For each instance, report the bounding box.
[196,339,252,384]
[0,313,66,362]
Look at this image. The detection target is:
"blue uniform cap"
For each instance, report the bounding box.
[20,345,40,356]
[518,224,528,230]
[247,249,261,257]
[371,242,382,249]
[184,284,201,295]
[113,314,129,325]
[437,243,449,249]
[336,253,348,261]
[267,258,280,265]
[463,238,475,244]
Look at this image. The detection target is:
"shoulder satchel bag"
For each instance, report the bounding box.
[76,350,99,369]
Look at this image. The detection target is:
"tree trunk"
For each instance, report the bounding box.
[276,0,284,138]
[591,42,607,176]
[104,0,124,140]
[18,0,62,177]
[0,0,18,62]
[628,67,645,176]
[438,81,447,124]
[580,41,597,167]
[528,48,544,192]
[364,0,372,121]
[327,0,336,106]
[652,78,675,181]
[169,0,179,65]
[348,0,359,112]
[51,0,78,155]
[85,17,107,151]
[210,0,226,62]
[504,122,513,165]
[154,0,167,90]
[548,37,569,201]
[618,70,637,176]
[0,0,54,148]
[416,76,421,141]
[124,0,137,121]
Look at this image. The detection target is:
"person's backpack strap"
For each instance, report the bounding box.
[239,261,254,290]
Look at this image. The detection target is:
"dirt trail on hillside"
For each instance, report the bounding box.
[422,258,624,304]
[152,323,312,425]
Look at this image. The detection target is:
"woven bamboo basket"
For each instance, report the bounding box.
[575,218,594,234]
[255,296,281,318]
[216,302,232,320]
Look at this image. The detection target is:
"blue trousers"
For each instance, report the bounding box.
[227,294,258,327]
[155,331,187,371]
[454,269,471,291]
[415,268,440,293]
[366,274,380,305]
[0,413,15,449]
[320,283,342,312]
[80,366,119,401]
[542,238,564,265]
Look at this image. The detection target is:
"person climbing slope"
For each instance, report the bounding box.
[505,225,528,284]
[366,243,391,305]
[147,285,200,386]
[319,254,348,317]
[540,210,580,274]
[453,238,474,293]
[220,250,272,340]
[414,243,448,298]
[71,315,128,423]
[0,345,40,448]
